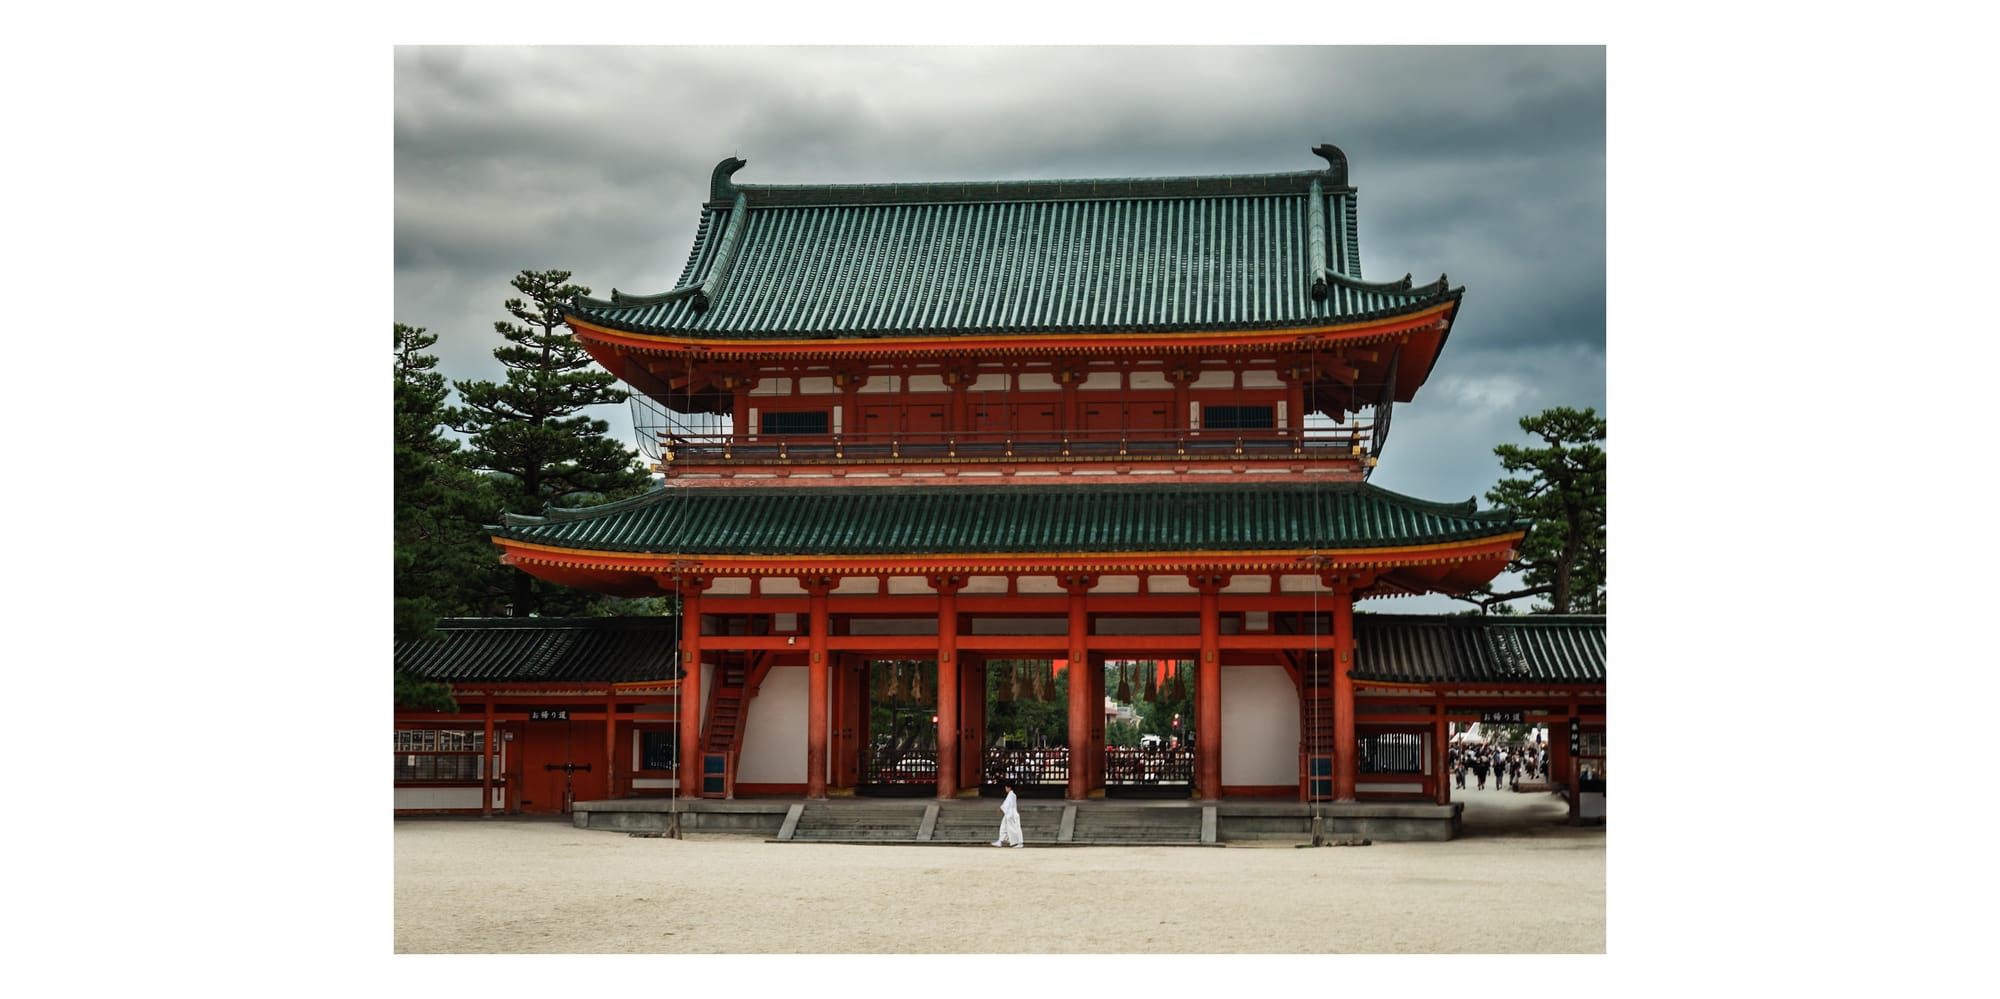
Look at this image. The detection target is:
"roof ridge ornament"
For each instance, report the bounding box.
[1310,143,1348,186]
[711,156,748,201]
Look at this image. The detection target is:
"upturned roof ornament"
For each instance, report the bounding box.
[711,156,748,201]
[1310,143,1348,185]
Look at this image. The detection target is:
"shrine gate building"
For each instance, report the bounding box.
[465,146,1601,814]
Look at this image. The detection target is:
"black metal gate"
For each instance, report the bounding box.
[982,747,1068,797]
[1105,746,1194,798]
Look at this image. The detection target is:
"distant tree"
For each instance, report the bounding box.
[395,322,508,634]
[395,321,506,710]
[447,270,653,617]
[1453,406,1607,615]
[986,661,1069,748]
[1129,661,1196,743]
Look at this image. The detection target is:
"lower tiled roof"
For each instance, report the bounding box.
[1352,614,1605,686]
[395,617,682,685]
[492,482,1528,556]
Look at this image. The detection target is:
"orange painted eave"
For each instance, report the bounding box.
[564,305,1455,360]
[490,532,1524,591]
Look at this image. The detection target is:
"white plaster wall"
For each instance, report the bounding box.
[737,665,808,784]
[1221,665,1298,787]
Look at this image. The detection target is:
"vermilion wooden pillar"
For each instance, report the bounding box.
[934,575,962,799]
[1196,575,1223,801]
[1332,589,1357,801]
[1065,576,1093,800]
[604,693,618,799]
[807,578,832,799]
[481,701,496,817]
[678,585,704,797]
[1433,692,1450,805]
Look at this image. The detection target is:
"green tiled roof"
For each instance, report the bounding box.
[395,617,681,685]
[492,482,1527,556]
[1352,614,1605,686]
[566,148,1460,340]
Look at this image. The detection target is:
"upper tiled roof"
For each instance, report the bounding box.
[395,617,682,685]
[491,482,1527,556]
[1352,614,1605,686]
[565,147,1460,340]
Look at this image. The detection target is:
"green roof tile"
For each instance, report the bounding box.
[492,482,1528,556]
[568,150,1458,340]
[394,617,682,684]
[1352,614,1606,686]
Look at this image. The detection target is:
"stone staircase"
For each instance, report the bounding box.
[778,800,1212,845]
[930,802,1063,844]
[785,802,926,842]
[1071,804,1202,844]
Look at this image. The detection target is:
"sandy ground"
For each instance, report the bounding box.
[393,788,1603,954]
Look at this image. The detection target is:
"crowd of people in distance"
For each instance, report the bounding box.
[1448,743,1548,791]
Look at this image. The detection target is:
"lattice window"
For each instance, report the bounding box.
[1201,405,1275,430]
[395,729,487,783]
[760,410,831,435]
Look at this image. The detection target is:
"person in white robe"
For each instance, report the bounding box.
[992,783,1024,847]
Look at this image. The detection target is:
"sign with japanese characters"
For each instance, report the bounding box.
[529,708,570,722]
[1480,711,1525,725]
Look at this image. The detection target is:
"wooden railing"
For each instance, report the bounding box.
[657,427,1373,467]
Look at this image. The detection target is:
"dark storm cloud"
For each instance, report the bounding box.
[394,46,1605,609]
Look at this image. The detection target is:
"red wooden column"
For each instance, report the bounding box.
[604,693,618,799]
[481,699,496,817]
[807,576,833,799]
[1332,587,1357,801]
[1433,691,1450,805]
[678,581,706,797]
[932,574,963,799]
[1195,573,1225,801]
[1565,696,1581,825]
[1064,574,1096,800]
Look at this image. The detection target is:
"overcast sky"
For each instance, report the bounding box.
[394,46,1605,612]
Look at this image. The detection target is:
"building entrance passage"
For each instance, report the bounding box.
[858,660,938,797]
[1103,659,1196,798]
[983,659,1068,797]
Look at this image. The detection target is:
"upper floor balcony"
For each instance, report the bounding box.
[637,421,1382,483]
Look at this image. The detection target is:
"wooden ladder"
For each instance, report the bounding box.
[700,652,758,797]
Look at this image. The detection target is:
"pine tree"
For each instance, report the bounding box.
[395,322,508,638]
[448,270,652,617]
[395,322,506,711]
[1453,406,1607,615]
